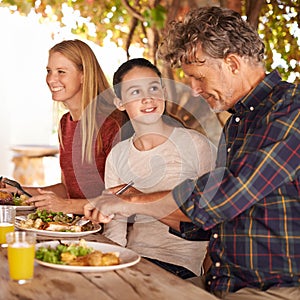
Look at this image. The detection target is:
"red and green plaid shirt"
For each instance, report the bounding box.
[171,70,300,293]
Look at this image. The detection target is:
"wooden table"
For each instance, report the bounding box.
[0,225,218,300]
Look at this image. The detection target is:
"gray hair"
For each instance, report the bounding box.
[158,6,265,67]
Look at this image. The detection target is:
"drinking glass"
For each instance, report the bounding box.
[6,231,36,284]
[0,206,16,247]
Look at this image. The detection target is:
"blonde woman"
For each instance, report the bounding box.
[4,39,128,214]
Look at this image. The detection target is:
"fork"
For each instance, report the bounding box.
[2,177,32,198]
[115,180,134,195]
[74,181,135,226]
[66,214,91,227]
[75,218,91,226]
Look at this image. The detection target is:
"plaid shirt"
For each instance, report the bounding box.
[171,70,300,293]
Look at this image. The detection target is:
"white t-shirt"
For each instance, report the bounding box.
[104,127,216,275]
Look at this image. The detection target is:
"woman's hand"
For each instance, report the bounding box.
[0,177,18,194]
[26,188,70,213]
[0,177,5,189]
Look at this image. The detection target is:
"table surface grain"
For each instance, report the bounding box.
[1,212,218,300]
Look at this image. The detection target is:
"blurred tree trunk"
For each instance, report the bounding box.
[220,0,242,13]
[245,0,265,29]
[220,0,265,29]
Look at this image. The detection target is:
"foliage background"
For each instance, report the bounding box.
[0,0,299,133]
[1,0,298,83]
[0,0,298,182]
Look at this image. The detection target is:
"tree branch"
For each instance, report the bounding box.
[125,17,139,59]
[121,0,144,21]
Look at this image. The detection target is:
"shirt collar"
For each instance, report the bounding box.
[232,70,282,114]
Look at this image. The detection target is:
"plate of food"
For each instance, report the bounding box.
[0,190,35,211]
[35,239,141,272]
[15,210,101,237]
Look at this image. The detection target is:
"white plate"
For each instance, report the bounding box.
[35,241,141,272]
[15,218,101,238]
[15,205,35,211]
[0,204,35,211]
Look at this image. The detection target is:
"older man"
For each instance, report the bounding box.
[85,7,300,299]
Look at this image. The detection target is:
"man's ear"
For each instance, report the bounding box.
[224,54,240,75]
[113,97,126,111]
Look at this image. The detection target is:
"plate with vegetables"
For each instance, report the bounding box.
[35,239,141,272]
[15,210,101,237]
[0,190,35,210]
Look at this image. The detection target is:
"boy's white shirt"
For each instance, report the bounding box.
[104,126,216,275]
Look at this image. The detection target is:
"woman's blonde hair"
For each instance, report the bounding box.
[49,39,115,163]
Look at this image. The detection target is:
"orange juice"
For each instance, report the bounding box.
[7,244,35,281]
[0,222,14,244]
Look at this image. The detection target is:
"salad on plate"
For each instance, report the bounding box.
[35,239,120,266]
[16,209,99,233]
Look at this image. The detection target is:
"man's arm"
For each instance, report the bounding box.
[172,96,300,231]
[84,189,190,229]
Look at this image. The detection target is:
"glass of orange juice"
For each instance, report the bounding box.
[6,231,36,284]
[0,206,16,247]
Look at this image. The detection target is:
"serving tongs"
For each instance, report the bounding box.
[1,177,32,198]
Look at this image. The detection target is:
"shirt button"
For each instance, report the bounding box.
[215,262,221,267]
[235,117,240,123]
[250,106,254,111]
[212,276,217,280]
[207,281,211,285]
[213,233,218,239]
[227,147,231,153]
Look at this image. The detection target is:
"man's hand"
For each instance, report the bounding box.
[84,201,115,223]
[83,188,187,229]
[84,189,132,223]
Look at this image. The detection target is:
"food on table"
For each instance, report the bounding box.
[18,210,94,232]
[0,191,12,204]
[0,190,29,206]
[35,239,120,266]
